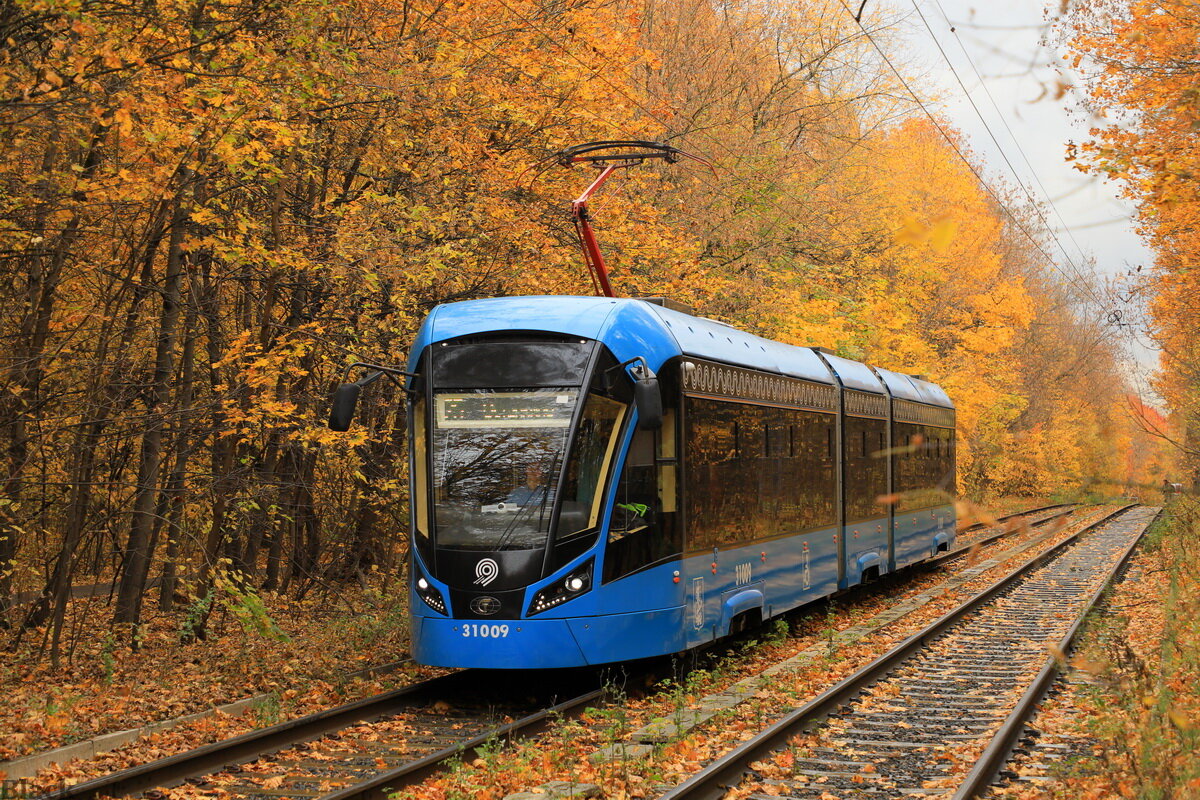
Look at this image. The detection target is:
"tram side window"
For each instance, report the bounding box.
[894,421,955,511]
[894,423,921,510]
[938,426,956,494]
[685,397,837,553]
[765,423,790,459]
[844,415,887,524]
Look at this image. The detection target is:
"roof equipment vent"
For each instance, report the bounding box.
[636,297,695,315]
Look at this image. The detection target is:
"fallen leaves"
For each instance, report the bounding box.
[0,578,437,794]
[1069,655,1108,675]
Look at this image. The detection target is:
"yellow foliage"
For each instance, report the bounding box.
[0,0,1165,623]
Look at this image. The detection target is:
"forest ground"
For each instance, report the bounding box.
[2,493,1181,800]
[0,576,428,765]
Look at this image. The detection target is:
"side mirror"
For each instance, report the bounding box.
[633,374,663,430]
[328,382,362,431]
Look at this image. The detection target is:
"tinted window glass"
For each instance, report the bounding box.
[558,393,627,538]
[431,388,578,550]
[845,415,888,523]
[603,425,682,582]
[684,398,836,551]
[413,397,430,542]
[894,422,955,511]
[433,341,593,389]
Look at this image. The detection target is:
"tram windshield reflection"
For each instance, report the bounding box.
[431,388,577,550]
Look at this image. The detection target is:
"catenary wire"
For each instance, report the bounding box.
[481,0,1030,284]
[927,0,1157,382]
[423,0,1119,348]
[906,0,1143,381]
[834,0,1111,311]
[421,0,896,305]
[915,0,1104,305]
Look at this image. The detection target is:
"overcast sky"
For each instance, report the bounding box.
[878,0,1160,394]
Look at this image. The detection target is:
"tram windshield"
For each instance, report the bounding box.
[430,387,627,551]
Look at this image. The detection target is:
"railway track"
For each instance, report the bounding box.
[30,503,1089,800]
[950,503,1075,548]
[968,502,1075,530]
[39,669,606,800]
[659,504,1156,800]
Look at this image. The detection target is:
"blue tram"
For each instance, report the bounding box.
[331,295,956,669]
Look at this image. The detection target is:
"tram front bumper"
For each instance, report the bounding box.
[412,614,589,669]
[413,604,687,669]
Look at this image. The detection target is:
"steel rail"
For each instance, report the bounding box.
[316,688,604,800]
[659,503,1138,800]
[960,501,1075,532]
[950,507,1161,799]
[959,502,1075,534]
[926,504,1078,569]
[29,501,1083,800]
[36,670,481,800]
[35,671,610,800]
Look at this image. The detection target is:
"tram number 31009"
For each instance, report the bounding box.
[461,623,511,638]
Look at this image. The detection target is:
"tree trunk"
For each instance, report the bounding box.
[158,303,199,613]
[1,127,103,628]
[180,249,229,642]
[113,187,189,630]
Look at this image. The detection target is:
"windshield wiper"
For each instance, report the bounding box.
[492,457,559,551]
[490,486,546,551]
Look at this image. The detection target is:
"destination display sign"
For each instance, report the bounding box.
[435,391,577,428]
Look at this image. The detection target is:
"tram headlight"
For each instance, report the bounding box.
[528,558,594,616]
[413,565,447,615]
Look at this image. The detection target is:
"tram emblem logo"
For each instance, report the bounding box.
[690,577,705,630]
[474,558,500,587]
[470,596,502,616]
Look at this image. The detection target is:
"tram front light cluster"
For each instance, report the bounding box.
[413,567,447,615]
[528,559,593,615]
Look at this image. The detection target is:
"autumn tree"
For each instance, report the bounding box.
[0,0,1158,659]
[1065,0,1199,485]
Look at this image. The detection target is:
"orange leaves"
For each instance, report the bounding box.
[876,493,901,508]
[954,500,1000,531]
[1168,707,1194,732]
[1070,655,1108,675]
[1066,0,1200,459]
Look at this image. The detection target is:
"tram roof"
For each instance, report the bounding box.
[874,367,955,409]
[810,351,887,395]
[909,376,954,408]
[413,296,951,407]
[646,304,835,385]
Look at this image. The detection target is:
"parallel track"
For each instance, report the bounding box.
[929,504,1077,569]
[962,503,1074,532]
[40,670,604,800]
[659,504,1155,800]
